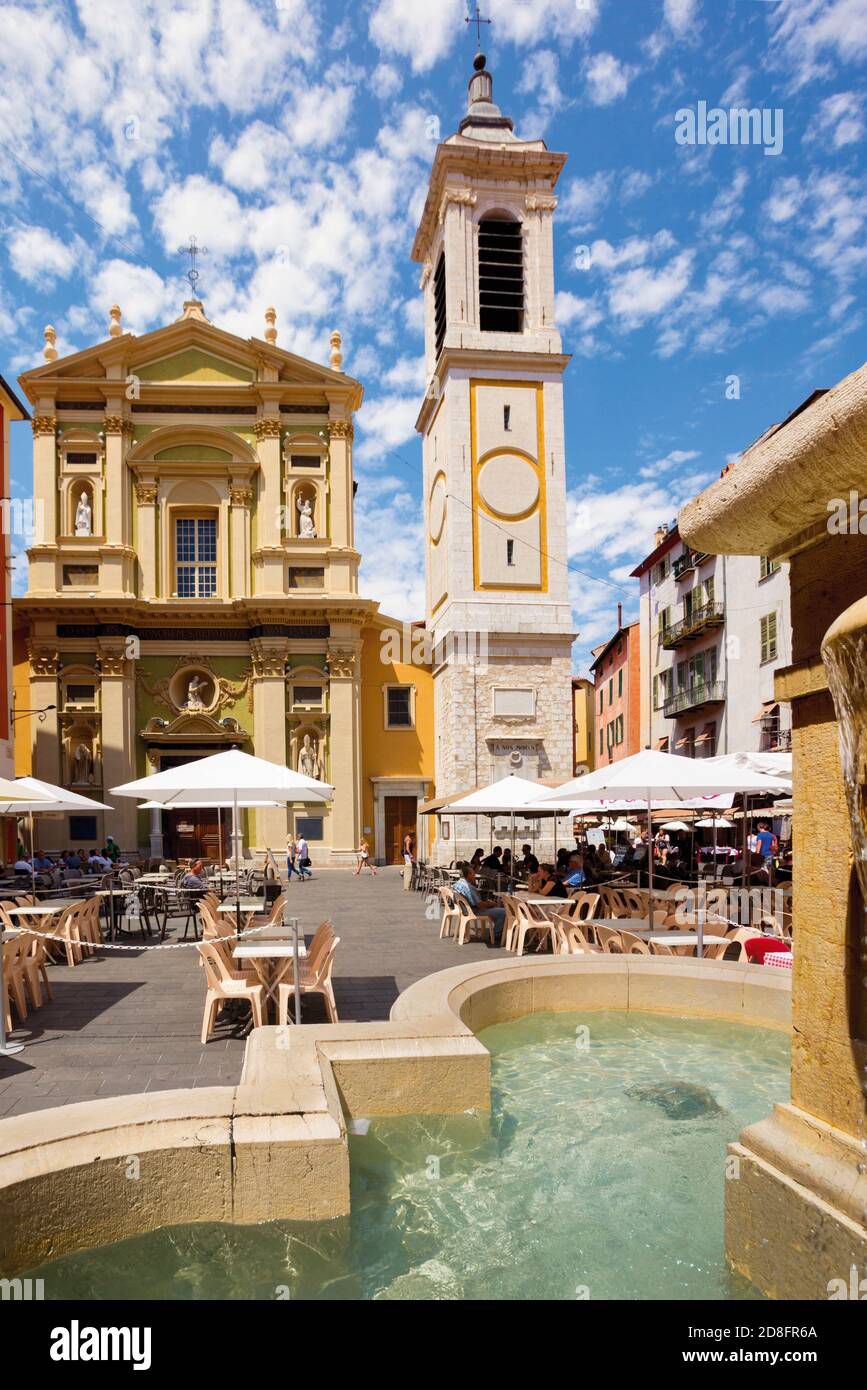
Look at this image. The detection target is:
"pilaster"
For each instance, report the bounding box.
[325,636,362,861]
[251,637,290,851]
[98,639,138,850]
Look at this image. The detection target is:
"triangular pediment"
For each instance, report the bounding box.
[18,311,361,402]
[137,347,255,385]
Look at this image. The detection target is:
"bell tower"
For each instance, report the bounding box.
[412,51,575,858]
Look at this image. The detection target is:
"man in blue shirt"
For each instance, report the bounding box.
[562,852,586,890]
[755,821,777,865]
[452,863,505,945]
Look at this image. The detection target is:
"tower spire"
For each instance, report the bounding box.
[459,49,514,139]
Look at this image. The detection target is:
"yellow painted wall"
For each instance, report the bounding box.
[360,616,434,861]
[12,630,32,776]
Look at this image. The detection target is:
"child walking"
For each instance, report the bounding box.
[354,840,377,876]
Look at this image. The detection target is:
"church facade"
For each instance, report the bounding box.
[413,53,575,859]
[12,52,576,867]
[13,303,432,863]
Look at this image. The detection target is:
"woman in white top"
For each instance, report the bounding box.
[354,840,377,876]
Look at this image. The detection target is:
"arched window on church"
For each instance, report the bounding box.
[478,215,523,333]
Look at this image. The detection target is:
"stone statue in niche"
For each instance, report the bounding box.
[72,741,94,784]
[298,733,320,780]
[74,490,92,536]
[185,673,208,710]
[297,494,317,538]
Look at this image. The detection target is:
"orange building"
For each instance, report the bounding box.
[590,608,641,766]
[0,373,29,859]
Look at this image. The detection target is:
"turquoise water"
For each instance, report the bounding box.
[27,1011,790,1300]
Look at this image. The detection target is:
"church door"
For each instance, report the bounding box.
[164,808,227,862]
[384,796,417,865]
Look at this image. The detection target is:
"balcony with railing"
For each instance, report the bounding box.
[672,548,709,580]
[664,680,726,718]
[660,601,725,649]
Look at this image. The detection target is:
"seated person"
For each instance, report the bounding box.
[556,847,571,872]
[469,848,485,870]
[595,843,611,868]
[13,853,32,873]
[87,847,112,871]
[452,862,505,944]
[32,850,53,872]
[62,849,80,870]
[480,846,503,873]
[517,843,539,877]
[501,849,513,876]
[562,852,586,890]
[180,858,208,892]
[535,863,568,898]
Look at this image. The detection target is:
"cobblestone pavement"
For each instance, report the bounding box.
[0,868,508,1119]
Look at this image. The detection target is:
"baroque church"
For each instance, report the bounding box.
[13,51,574,864]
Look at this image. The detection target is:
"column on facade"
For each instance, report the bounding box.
[327,419,353,553]
[229,483,252,599]
[28,641,60,787]
[102,414,127,547]
[98,639,138,851]
[31,410,57,550]
[251,637,290,851]
[134,481,158,597]
[326,636,362,860]
[253,418,282,594]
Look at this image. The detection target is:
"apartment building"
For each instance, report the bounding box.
[590,610,641,766]
[632,523,792,757]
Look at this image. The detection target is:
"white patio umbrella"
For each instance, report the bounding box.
[0,776,113,905]
[536,750,789,956]
[661,820,691,832]
[112,751,334,1023]
[442,774,574,869]
[695,816,734,828]
[0,777,100,1058]
[138,799,280,872]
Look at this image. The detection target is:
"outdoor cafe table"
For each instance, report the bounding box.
[233,939,308,1017]
[7,899,80,917]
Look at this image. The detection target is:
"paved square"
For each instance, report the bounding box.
[0,869,508,1120]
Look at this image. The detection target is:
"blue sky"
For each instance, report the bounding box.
[1,0,865,674]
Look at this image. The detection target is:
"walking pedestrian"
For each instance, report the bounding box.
[354,839,377,876]
[295,833,312,880]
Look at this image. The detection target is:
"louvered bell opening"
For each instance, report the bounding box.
[434,253,447,358]
[478,219,523,333]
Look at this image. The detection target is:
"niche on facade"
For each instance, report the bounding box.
[167,664,217,713]
[288,723,327,780]
[290,481,321,540]
[63,721,100,787]
[59,430,104,538]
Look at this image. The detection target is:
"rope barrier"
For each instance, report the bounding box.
[2,916,278,951]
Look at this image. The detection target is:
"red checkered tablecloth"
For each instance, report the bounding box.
[763,951,793,969]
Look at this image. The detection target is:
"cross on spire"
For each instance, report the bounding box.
[178,235,207,298]
[465,3,491,51]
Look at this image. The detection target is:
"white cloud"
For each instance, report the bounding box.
[368,0,463,73]
[152,175,249,258]
[763,176,804,224]
[284,69,356,148]
[555,292,603,330]
[584,52,635,106]
[770,0,867,90]
[639,448,700,480]
[8,226,78,285]
[210,122,294,193]
[664,0,699,37]
[356,476,425,620]
[89,259,177,336]
[355,392,420,464]
[559,171,612,230]
[806,91,865,149]
[608,250,694,328]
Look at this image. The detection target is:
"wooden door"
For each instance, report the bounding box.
[165,808,226,862]
[384,796,417,865]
